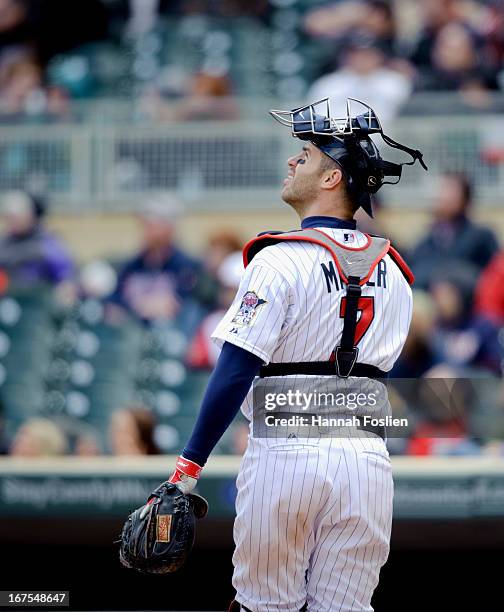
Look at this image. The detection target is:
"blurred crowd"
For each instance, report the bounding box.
[0,0,503,120]
[0,0,503,461]
[0,188,249,458]
[305,0,504,119]
[0,175,503,459]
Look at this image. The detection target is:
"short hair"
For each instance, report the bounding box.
[127,406,160,455]
[319,153,359,214]
[367,0,394,21]
[15,418,68,456]
[443,171,473,208]
[319,153,338,175]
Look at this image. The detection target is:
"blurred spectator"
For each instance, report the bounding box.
[481,0,504,69]
[0,0,107,113]
[74,432,102,457]
[0,50,68,118]
[390,290,437,378]
[307,32,412,124]
[187,250,243,369]
[0,0,26,36]
[9,417,68,456]
[408,0,472,68]
[141,70,239,122]
[80,260,118,300]
[109,406,160,455]
[417,22,498,96]
[355,195,399,243]
[204,229,243,279]
[0,51,41,111]
[175,71,238,120]
[59,420,103,456]
[0,191,75,299]
[410,172,499,289]
[304,1,398,56]
[475,251,504,326]
[110,195,214,328]
[428,267,502,375]
[406,370,482,456]
[361,0,397,55]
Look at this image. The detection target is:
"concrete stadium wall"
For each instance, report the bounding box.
[40,207,504,262]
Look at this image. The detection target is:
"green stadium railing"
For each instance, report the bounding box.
[0,112,503,210]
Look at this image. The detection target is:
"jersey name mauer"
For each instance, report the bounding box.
[212,227,412,379]
[321,258,388,292]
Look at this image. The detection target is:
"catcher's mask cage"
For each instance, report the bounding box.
[270,98,428,217]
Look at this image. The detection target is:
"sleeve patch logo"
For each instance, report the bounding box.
[231,291,267,326]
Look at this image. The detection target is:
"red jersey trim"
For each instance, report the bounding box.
[242,232,393,287]
[388,245,415,285]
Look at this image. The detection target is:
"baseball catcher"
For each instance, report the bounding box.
[120,97,427,610]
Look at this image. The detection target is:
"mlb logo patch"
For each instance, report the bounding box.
[343,233,355,244]
[231,291,267,326]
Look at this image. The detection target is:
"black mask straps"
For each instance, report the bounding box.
[381,133,428,171]
[376,133,428,186]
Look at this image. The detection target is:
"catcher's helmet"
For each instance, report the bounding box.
[270,98,428,217]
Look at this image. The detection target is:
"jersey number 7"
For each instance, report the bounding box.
[339,297,375,345]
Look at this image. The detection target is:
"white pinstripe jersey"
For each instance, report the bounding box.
[212,226,408,610]
[212,227,412,377]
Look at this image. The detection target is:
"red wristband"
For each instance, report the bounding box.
[169,455,203,482]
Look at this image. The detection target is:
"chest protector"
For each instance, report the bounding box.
[242,228,414,378]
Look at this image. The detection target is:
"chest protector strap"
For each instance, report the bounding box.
[243,228,414,378]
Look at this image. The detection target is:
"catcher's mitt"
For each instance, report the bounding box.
[119,482,208,574]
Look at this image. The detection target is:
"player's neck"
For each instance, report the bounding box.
[298,200,353,223]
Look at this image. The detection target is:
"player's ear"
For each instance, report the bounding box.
[321,167,344,191]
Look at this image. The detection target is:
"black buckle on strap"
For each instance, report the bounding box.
[346,280,362,297]
[335,346,359,378]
